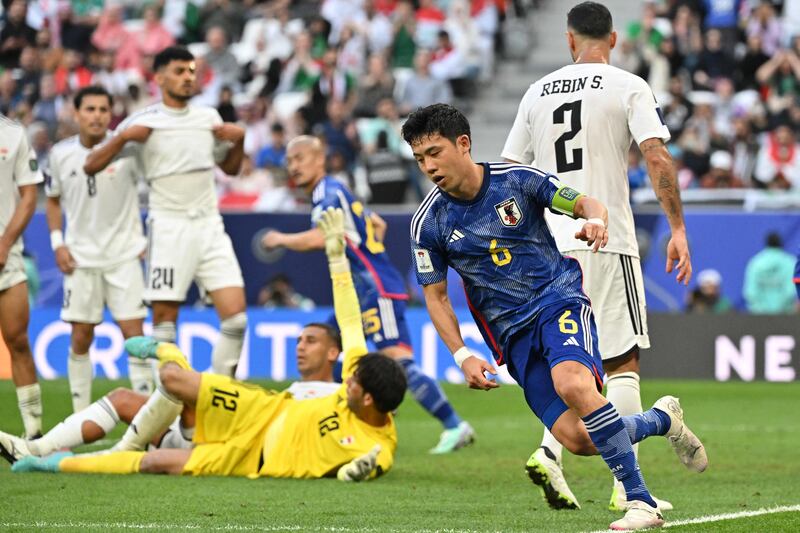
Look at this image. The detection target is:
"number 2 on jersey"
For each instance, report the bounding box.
[553,100,583,172]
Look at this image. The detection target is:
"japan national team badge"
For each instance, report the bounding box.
[414,248,434,273]
[494,198,523,227]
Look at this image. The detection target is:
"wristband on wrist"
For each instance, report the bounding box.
[50,230,64,250]
[453,346,473,368]
[586,217,606,228]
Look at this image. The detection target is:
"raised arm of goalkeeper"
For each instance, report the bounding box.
[316,207,368,380]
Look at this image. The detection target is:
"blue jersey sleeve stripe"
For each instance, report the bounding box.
[411,189,441,243]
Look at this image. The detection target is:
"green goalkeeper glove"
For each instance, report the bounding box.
[337,444,381,482]
[318,207,349,274]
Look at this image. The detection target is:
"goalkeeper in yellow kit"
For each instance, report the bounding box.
[13,208,408,481]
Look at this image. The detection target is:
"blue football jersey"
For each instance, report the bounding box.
[311,176,408,302]
[411,162,589,364]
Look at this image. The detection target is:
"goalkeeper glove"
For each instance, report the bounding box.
[318,207,349,274]
[337,444,381,482]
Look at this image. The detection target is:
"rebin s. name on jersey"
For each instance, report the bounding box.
[540,75,603,96]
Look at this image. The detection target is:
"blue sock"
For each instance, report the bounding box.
[622,408,672,444]
[399,358,461,429]
[583,403,656,507]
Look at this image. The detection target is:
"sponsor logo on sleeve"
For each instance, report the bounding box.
[415,248,434,273]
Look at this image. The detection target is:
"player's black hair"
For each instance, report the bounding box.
[401,103,471,147]
[304,322,342,352]
[73,86,112,109]
[153,46,194,71]
[567,1,613,39]
[355,353,407,413]
[766,232,783,248]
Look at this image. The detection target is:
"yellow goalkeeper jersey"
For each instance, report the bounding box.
[258,269,397,479]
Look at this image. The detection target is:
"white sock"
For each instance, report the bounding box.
[153,321,176,343]
[606,371,643,458]
[16,383,43,438]
[28,395,119,456]
[68,349,93,412]
[211,312,246,377]
[540,427,564,463]
[128,356,155,396]
[111,387,182,451]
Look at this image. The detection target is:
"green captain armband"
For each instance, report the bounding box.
[550,185,584,218]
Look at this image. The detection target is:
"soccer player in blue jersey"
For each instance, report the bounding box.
[262,136,474,454]
[403,104,707,531]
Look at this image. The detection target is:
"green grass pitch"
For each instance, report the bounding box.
[1,379,798,532]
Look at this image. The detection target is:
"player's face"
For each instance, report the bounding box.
[157,60,197,101]
[411,133,470,194]
[345,376,367,414]
[286,144,325,189]
[295,326,337,379]
[75,94,112,138]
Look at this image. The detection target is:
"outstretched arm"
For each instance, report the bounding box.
[640,137,692,285]
[422,281,498,390]
[262,228,325,252]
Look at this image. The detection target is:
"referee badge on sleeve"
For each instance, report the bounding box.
[415,249,434,273]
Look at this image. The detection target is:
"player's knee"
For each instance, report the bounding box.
[107,388,148,421]
[553,379,590,406]
[562,432,595,456]
[220,312,247,336]
[159,365,185,395]
[5,329,31,356]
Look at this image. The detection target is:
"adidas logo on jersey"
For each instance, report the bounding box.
[449,229,465,243]
[562,337,580,347]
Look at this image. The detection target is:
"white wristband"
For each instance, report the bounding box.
[50,230,64,250]
[453,346,473,369]
[586,218,606,228]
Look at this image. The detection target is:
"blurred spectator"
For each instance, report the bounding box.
[700,150,743,188]
[258,274,316,310]
[200,0,246,42]
[307,16,332,59]
[756,49,800,117]
[754,124,800,189]
[205,26,240,90]
[686,268,732,313]
[53,49,92,96]
[391,0,417,69]
[359,97,404,155]
[32,74,64,135]
[669,144,697,189]
[0,0,37,68]
[362,130,409,203]
[363,0,394,54]
[0,70,22,115]
[135,5,176,60]
[255,123,288,170]
[662,76,693,138]
[737,34,770,91]
[701,0,742,53]
[353,53,395,118]
[628,145,648,190]
[317,99,360,170]
[730,117,759,186]
[398,49,452,115]
[321,0,365,45]
[746,1,781,57]
[415,0,445,49]
[241,98,274,158]
[15,45,41,105]
[430,30,469,81]
[91,5,130,57]
[743,233,797,314]
[337,24,367,77]
[279,31,321,93]
[693,29,735,90]
[217,86,237,122]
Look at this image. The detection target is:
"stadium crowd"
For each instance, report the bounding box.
[618,0,800,192]
[0,0,508,208]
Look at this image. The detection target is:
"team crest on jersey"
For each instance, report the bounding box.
[339,435,355,445]
[494,198,523,227]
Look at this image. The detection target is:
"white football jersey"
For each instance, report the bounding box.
[285,380,341,400]
[502,63,670,257]
[114,103,231,214]
[0,115,44,255]
[46,135,146,268]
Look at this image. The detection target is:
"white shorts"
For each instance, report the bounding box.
[567,250,650,360]
[144,214,244,302]
[61,258,148,324]
[0,249,27,293]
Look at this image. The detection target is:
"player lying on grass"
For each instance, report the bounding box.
[403,104,707,531]
[0,323,344,459]
[10,208,407,481]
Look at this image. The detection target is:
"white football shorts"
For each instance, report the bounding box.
[0,249,28,293]
[61,257,148,324]
[144,214,244,302]
[566,250,650,360]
